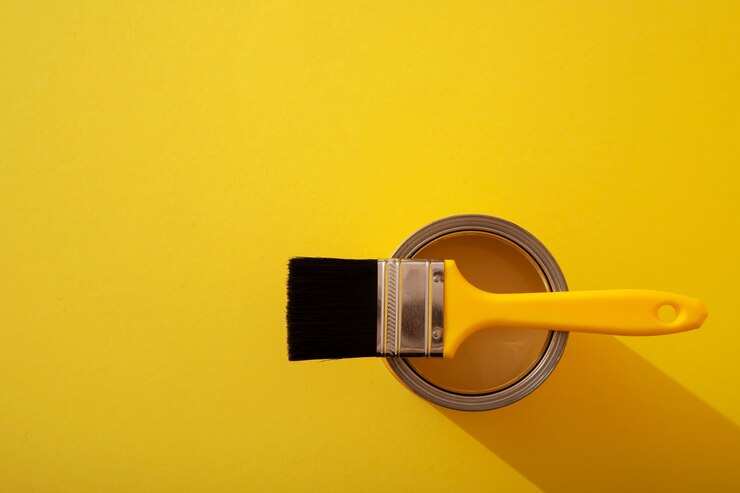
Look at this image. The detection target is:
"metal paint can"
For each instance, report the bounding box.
[386,214,568,411]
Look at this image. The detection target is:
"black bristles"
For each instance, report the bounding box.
[287,257,378,361]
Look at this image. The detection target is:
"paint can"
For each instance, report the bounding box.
[386,214,568,411]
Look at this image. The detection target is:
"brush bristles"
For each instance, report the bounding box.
[287,258,378,361]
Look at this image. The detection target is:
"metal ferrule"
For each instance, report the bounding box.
[377,259,445,357]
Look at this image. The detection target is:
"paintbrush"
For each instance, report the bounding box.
[286,258,708,360]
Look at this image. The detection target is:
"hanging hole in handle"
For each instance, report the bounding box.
[658,304,678,323]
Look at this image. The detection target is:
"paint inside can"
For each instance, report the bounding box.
[386,215,568,411]
[409,232,551,394]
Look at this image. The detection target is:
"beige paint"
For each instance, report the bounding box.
[409,232,552,394]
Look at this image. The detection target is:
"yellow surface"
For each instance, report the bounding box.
[1,1,739,491]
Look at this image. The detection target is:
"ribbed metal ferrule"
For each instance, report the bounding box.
[376,259,444,357]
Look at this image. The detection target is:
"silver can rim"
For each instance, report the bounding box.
[386,214,569,411]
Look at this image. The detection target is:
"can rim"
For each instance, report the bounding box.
[386,214,569,411]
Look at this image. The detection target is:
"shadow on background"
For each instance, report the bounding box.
[439,335,740,492]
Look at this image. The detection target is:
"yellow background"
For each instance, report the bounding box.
[1,1,739,491]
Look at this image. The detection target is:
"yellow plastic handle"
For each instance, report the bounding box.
[443,260,709,358]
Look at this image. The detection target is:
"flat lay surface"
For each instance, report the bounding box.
[1,1,739,491]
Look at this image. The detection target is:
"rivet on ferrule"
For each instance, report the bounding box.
[376,259,445,357]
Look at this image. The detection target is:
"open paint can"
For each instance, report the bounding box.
[386,215,568,411]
